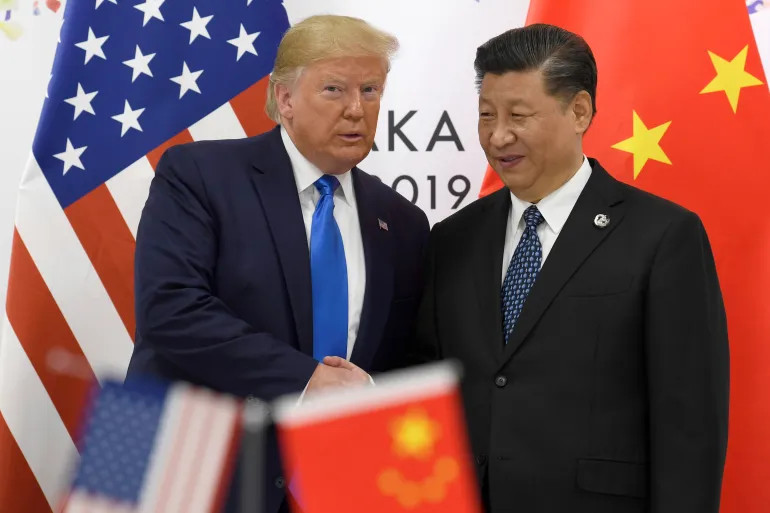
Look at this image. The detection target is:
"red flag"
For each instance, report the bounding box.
[479,2,770,511]
[275,364,482,513]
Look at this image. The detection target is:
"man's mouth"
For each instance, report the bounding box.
[339,133,364,142]
[497,154,524,168]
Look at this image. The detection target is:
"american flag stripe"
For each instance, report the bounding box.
[0,413,55,512]
[161,392,213,513]
[210,406,244,513]
[175,396,215,513]
[64,186,136,337]
[175,394,217,513]
[134,386,184,513]
[65,184,138,340]
[13,160,133,378]
[0,318,77,511]
[146,130,194,170]
[5,230,96,439]
[184,395,241,513]
[146,387,197,513]
[105,157,155,238]
[229,76,276,137]
[189,102,247,141]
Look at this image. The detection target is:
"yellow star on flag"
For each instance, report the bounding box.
[390,409,440,460]
[611,110,672,179]
[700,45,764,113]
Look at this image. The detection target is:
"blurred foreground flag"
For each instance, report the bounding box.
[60,380,247,513]
[274,363,482,513]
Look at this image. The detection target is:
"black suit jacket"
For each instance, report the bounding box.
[127,126,430,512]
[415,160,729,513]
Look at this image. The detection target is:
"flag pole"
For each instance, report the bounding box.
[239,398,268,513]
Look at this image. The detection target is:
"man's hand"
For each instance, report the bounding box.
[305,357,371,394]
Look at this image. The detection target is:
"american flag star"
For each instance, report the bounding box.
[122,45,155,82]
[179,6,213,44]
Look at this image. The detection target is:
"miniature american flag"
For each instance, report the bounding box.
[61,379,244,513]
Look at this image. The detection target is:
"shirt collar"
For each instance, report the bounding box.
[280,125,354,205]
[509,156,592,234]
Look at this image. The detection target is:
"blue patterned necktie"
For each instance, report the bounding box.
[501,205,545,343]
[310,175,348,360]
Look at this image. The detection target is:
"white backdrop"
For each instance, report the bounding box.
[0,0,530,312]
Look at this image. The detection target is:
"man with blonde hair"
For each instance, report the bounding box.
[127,15,429,512]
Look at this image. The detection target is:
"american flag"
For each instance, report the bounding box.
[0,0,288,510]
[61,379,244,513]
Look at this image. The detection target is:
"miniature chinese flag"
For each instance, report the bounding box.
[275,363,482,513]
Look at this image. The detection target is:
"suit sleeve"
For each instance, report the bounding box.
[134,146,318,401]
[645,211,729,513]
[411,222,443,364]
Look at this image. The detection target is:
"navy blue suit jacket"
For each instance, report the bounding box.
[127,126,430,512]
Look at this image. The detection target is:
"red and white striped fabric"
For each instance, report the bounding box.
[0,77,276,512]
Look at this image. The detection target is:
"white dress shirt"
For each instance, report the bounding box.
[280,127,366,360]
[501,157,592,283]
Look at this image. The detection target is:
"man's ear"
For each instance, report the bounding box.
[276,83,294,121]
[572,90,593,134]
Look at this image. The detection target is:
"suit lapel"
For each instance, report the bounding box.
[473,188,511,363]
[350,170,394,369]
[500,161,627,367]
[249,127,314,356]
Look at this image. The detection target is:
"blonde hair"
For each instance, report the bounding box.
[265,15,399,123]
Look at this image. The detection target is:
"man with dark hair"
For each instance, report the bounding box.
[415,24,728,512]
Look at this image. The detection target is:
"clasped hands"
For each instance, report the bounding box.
[306,356,373,394]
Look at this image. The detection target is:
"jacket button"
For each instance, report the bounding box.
[275,476,285,489]
[495,375,508,388]
[475,454,487,465]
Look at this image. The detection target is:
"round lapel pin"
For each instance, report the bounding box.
[593,214,610,228]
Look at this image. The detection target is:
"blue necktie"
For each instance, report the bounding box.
[310,175,348,360]
[501,205,544,343]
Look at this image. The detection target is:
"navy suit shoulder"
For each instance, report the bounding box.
[435,185,504,229]
[163,133,267,167]
[155,133,274,200]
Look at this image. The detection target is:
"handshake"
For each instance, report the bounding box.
[305,356,373,394]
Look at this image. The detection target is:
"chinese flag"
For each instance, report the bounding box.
[480,1,770,511]
[275,364,482,512]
